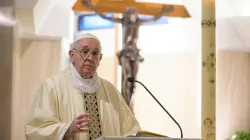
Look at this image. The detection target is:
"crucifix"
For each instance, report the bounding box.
[72,0,190,112]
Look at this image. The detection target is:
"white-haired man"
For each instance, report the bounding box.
[25,33,141,140]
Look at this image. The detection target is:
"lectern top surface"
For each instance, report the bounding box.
[95,136,202,140]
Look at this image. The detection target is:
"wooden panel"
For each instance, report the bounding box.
[72,0,190,18]
[216,51,250,140]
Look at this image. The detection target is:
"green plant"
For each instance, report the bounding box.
[231,131,250,140]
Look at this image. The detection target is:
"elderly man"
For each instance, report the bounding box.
[25,33,141,140]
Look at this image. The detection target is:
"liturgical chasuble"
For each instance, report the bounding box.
[25,68,141,140]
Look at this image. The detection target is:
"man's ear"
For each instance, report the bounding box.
[69,50,74,62]
[99,54,102,61]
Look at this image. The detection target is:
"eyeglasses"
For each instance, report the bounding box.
[72,48,102,59]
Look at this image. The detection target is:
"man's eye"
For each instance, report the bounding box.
[92,52,98,55]
[82,50,89,54]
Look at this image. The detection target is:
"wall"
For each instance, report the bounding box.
[134,53,199,138]
[216,51,250,140]
[121,18,201,138]
[11,39,61,140]
[216,1,250,139]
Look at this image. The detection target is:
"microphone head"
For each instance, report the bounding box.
[127,77,135,82]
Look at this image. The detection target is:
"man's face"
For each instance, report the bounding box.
[69,38,102,79]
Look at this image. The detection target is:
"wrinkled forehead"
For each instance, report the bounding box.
[75,38,101,50]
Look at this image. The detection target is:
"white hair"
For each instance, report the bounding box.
[70,33,102,49]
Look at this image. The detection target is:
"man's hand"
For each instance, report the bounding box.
[63,114,90,139]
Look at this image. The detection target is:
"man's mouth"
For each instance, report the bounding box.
[84,65,94,67]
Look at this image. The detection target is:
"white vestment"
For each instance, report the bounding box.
[25,67,141,140]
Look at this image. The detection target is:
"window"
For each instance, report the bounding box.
[77,14,168,31]
[78,14,115,31]
[139,15,168,25]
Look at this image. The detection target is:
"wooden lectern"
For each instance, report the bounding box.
[96,131,202,140]
[96,136,202,140]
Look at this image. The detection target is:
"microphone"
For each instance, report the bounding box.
[127,77,183,138]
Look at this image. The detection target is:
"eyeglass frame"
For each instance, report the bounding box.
[72,48,103,59]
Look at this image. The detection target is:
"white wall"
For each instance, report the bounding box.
[133,53,199,138]
[137,18,200,54]
[216,0,250,52]
[216,1,250,140]
[129,18,201,138]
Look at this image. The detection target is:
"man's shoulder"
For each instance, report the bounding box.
[43,68,70,87]
[98,77,123,98]
[99,77,116,90]
[99,77,111,85]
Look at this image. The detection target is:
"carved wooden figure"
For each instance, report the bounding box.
[82,0,173,110]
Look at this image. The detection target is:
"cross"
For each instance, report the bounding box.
[72,0,190,18]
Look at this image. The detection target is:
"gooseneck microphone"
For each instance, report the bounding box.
[127,77,183,138]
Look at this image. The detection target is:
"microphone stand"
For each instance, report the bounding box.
[133,79,183,138]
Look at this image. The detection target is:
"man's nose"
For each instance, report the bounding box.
[85,53,94,61]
